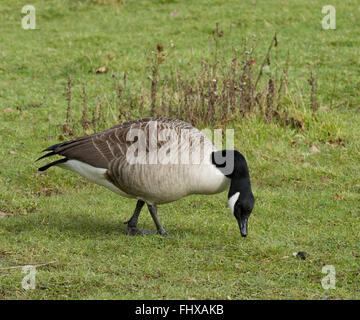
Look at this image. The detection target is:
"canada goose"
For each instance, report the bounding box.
[37,117,255,237]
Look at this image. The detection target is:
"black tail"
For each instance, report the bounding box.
[38,158,68,172]
[37,141,71,171]
[41,141,68,152]
[36,151,57,161]
[37,136,93,171]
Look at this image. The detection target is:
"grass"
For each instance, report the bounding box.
[1,0,360,299]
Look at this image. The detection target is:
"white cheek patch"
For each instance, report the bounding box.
[228,192,240,214]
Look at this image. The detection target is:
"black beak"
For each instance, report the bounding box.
[237,216,248,237]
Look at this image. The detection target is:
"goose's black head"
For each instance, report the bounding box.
[211,150,255,237]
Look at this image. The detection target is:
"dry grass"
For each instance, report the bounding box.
[60,28,318,136]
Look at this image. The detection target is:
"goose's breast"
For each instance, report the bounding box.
[110,162,229,205]
[111,163,195,204]
[189,163,230,195]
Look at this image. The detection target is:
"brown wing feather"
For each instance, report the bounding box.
[40,117,196,169]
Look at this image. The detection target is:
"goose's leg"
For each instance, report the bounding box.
[125,200,146,236]
[147,204,167,236]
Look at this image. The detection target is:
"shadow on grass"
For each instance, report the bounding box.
[1,211,205,239]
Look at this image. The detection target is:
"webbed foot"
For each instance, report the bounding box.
[125,225,157,236]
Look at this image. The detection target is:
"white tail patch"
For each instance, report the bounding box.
[58,160,131,198]
[228,192,240,214]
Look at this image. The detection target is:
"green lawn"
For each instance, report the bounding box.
[0,0,359,299]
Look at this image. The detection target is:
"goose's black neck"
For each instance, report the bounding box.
[229,176,252,198]
[211,149,255,237]
[211,150,252,198]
